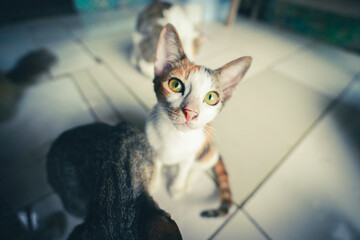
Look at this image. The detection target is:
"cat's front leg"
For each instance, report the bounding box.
[169,159,193,199]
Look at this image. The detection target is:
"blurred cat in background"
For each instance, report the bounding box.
[131,0,206,77]
[0,49,56,122]
[146,24,252,217]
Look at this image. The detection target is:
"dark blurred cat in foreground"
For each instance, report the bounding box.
[0,49,56,122]
[47,121,182,240]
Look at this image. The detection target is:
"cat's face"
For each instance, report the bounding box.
[153,24,252,131]
[154,59,222,131]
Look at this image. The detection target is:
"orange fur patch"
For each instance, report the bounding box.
[214,156,232,202]
[171,68,184,77]
[196,124,216,163]
[169,59,201,80]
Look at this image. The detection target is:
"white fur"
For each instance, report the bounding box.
[146,104,207,197]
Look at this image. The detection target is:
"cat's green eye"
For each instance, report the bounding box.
[168,78,183,93]
[204,91,219,105]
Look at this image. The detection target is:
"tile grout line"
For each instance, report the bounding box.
[207,208,242,240]
[266,43,313,69]
[86,69,125,122]
[69,73,99,122]
[236,72,360,209]
[245,40,316,82]
[243,209,272,240]
[75,38,151,112]
[101,60,151,112]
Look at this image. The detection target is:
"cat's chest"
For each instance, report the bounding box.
[163,128,204,153]
[146,117,205,164]
[160,130,205,164]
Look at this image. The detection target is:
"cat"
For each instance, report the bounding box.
[47,121,182,240]
[0,48,56,122]
[131,0,205,77]
[146,24,252,217]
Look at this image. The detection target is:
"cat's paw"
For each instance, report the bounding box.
[169,185,186,199]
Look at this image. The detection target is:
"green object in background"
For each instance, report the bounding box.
[75,0,118,11]
[74,0,150,12]
[262,0,360,53]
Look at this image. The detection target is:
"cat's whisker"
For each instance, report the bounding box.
[204,124,220,142]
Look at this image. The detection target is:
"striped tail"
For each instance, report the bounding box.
[201,156,232,217]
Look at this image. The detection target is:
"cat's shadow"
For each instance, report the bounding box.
[0,49,57,123]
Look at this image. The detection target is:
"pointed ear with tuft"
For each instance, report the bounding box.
[216,56,252,101]
[155,24,186,77]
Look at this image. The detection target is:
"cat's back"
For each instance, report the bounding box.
[46,121,154,217]
[136,0,172,36]
[47,122,112,167]
[47,121,148,175]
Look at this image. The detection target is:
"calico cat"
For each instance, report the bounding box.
[0,48,56,122]
[131,0,204,77]
[146,24,252,217]
[47,121,182,240]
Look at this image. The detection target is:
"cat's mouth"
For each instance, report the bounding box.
[173,121,199,131]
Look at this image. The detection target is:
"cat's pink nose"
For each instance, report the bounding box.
[183,108,198,122]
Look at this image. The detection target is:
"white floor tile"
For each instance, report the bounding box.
[245,79,360,240]
[195,19,310,80]
[61,8,140,40]
[89,65,149,128]
[72,70,121,125]
[195,50,269,80]
[82,31,131,55]
[152,170,237,240]
[232,31,310,67]
[70,16,136,41]
[213,210,267,240]
[0,77,94,210]
[84,36,157,110]
[0,76,94,167]
[195,22,236,60]
[46,41,96,76]
[212,70,332,204]
[274,43,360,98]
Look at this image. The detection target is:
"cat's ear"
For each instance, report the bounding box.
[216,56,252,101]
[155,24,186,77]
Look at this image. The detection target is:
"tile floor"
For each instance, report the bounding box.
[0,6,360,240]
